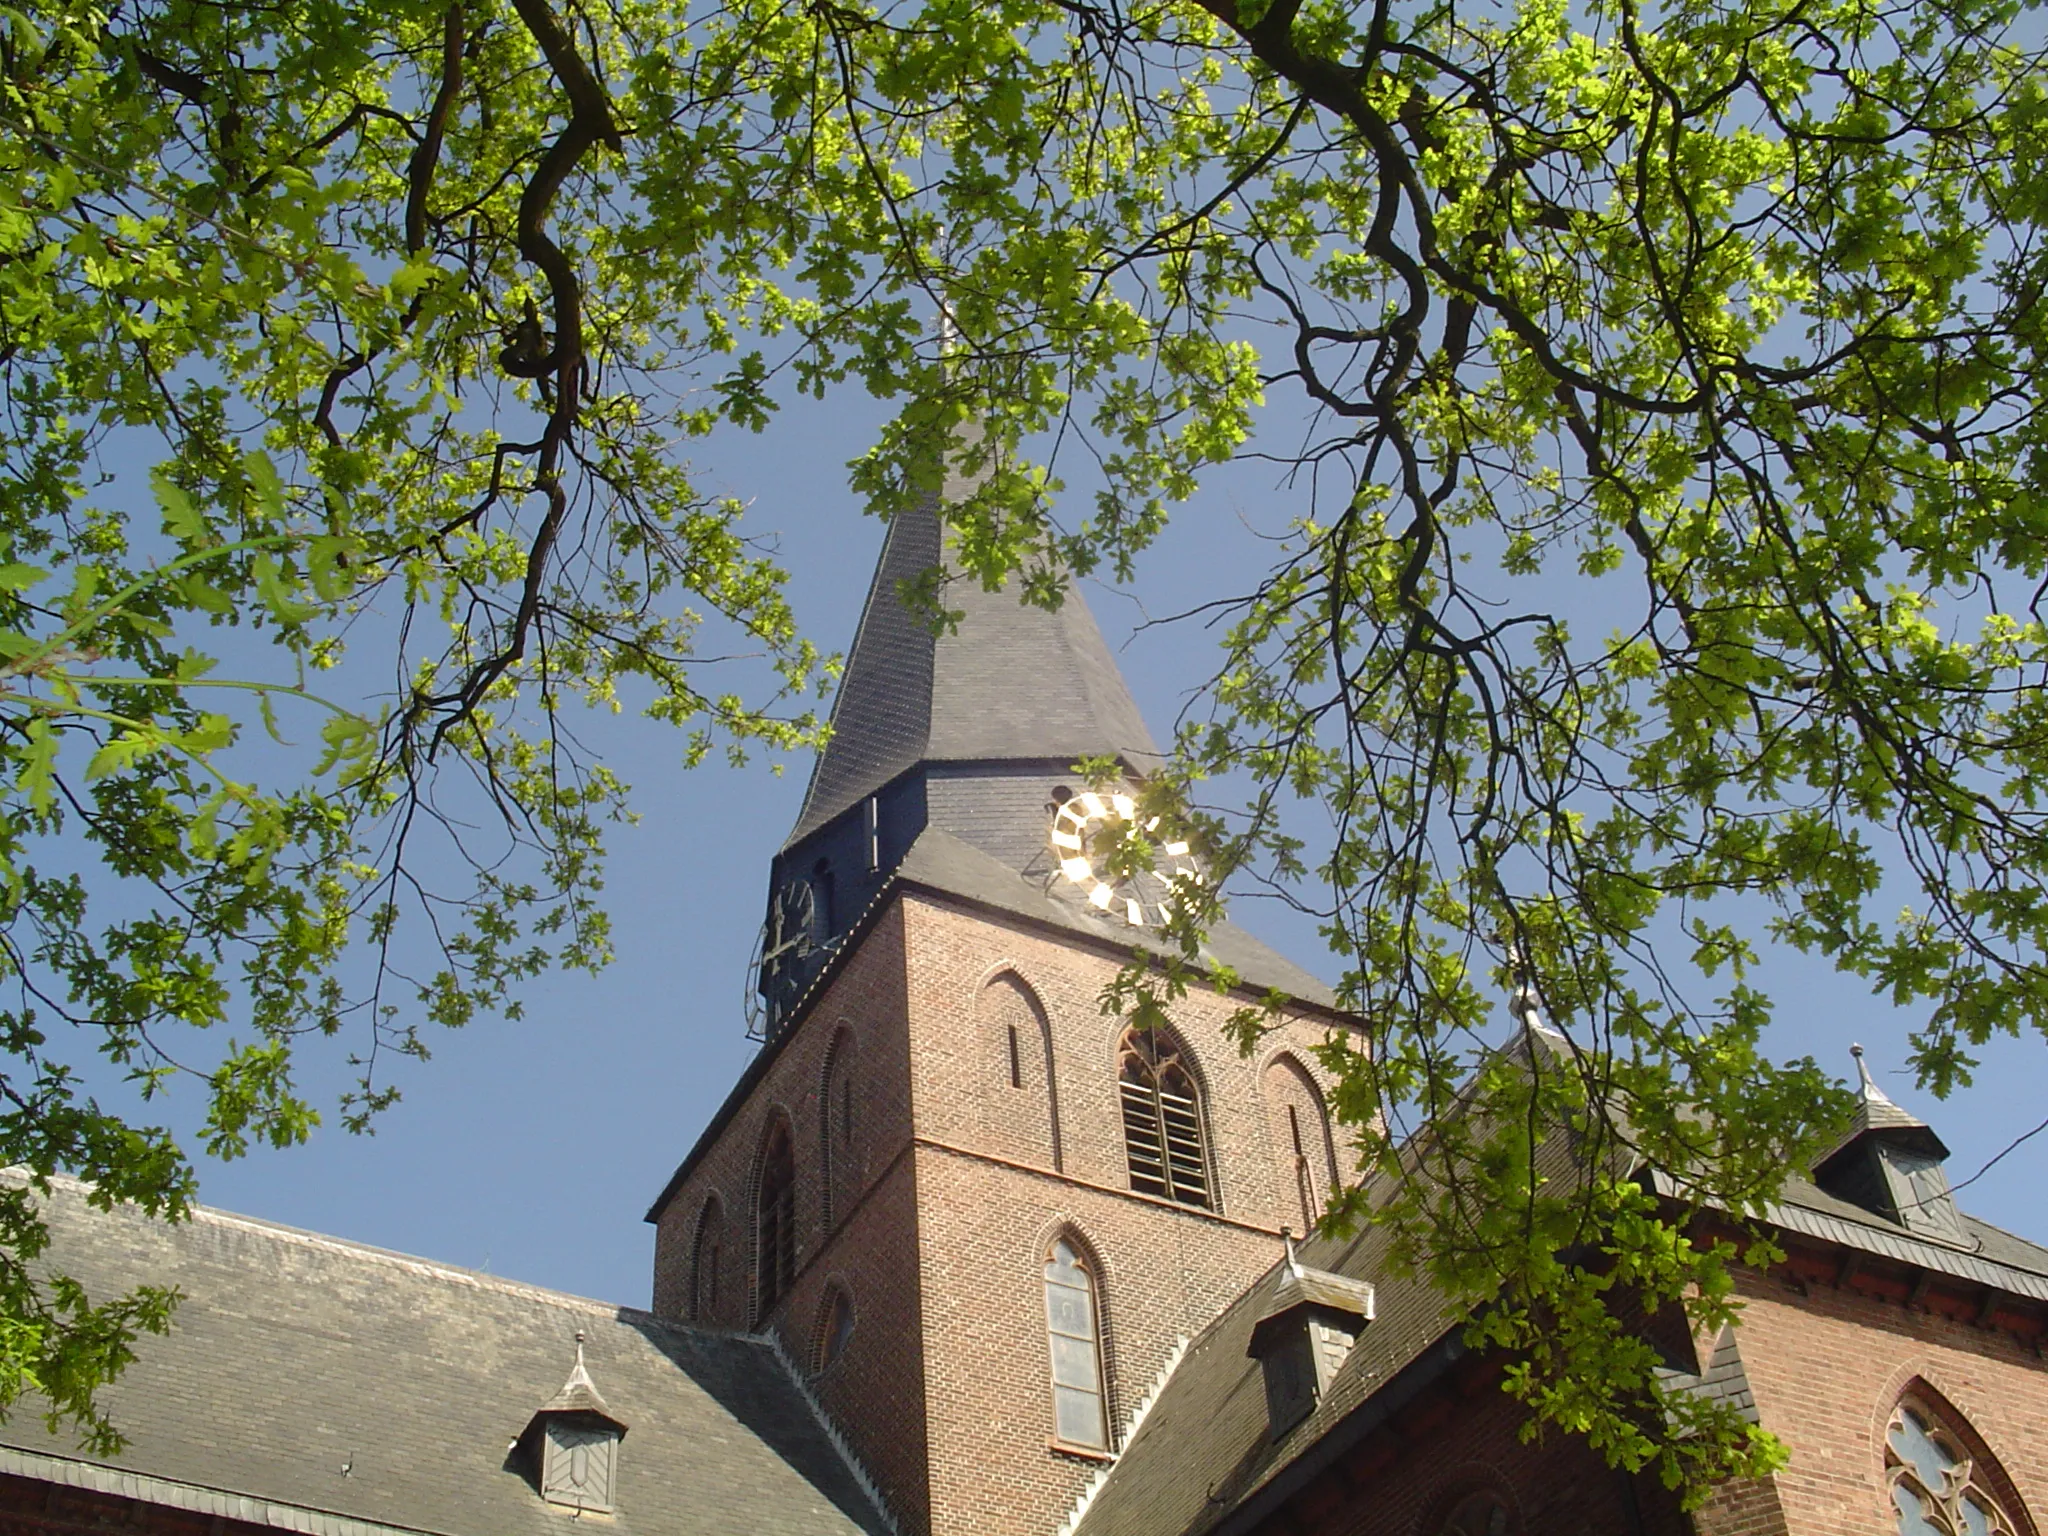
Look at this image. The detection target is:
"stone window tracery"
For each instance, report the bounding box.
[1118,1025,1211,1209]
[1888,1398,2024,1536]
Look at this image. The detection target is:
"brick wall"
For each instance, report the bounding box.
[900,890,1361,1536]
[651,901,929,1532]
[651,880,1366,1536]
[1240,1356,1688,1536]
[1694,1260,2048,1536]
[0,1470,280,1536]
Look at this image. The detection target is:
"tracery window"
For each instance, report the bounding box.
[755,1117,797,1319]
[1118,1025,1211,1208]
[1888,1398,2023,1536]
[1044,1237,1110,1450]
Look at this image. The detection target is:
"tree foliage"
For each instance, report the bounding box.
[1,0,2043,1494]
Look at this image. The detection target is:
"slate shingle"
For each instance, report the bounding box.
[1,1177,892,1536]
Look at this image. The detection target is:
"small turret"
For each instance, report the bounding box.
[1812,1045,1966,1244]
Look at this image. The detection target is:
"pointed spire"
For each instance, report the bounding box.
[786,486,1159,847]
[1813,1045,1963,1241]
[527,1330,627,1432]
[1839,1043,1948,1154]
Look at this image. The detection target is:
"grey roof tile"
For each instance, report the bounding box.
[788,492,1158,847]
[2,1177,891,1536]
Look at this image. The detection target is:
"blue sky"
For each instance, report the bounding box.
[153,390,2048,1309]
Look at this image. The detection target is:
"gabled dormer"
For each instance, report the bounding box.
[1246,1233,1376,1438]
[516,1332,629,1513]
[1812,1044,1965,1244]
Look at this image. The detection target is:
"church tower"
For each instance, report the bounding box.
[646,479,1361,1536]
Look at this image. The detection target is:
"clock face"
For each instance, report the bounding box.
[756,878,819,1018]
[1049,790,1200,928]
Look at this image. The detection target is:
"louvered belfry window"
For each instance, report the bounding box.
[1118,1026,1211,1208]
[756,1119,797,1317]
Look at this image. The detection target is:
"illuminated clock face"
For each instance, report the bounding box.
[1049,790,1200,928]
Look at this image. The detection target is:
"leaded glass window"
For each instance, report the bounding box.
[1888,1400,2021,1536]
[1118,1026,1211,1208]
[1044,1238,1109,1450]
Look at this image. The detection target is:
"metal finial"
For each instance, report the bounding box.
[1281,1226,1303,1278]
[1850,1043,1878,1092]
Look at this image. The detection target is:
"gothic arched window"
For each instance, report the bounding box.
[1888,1396,2025,1536]
[1118,1025,1211,1208]
[1262,1054,1337,1234]
[1437,1492,1513,1536]
[820,1028,856,1228]
[689,1195,725,1324]
[755,1116,797,1320]
[978,972,1059,1169]
[1044,1237,1110,1451]
[812,1283,855,1375]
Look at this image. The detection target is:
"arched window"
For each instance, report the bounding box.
[1263,1054,1338,1234]
[812,1284,855,1375]
[820,1028,856,1228]
[1118,1025,1211,1208]
[978,973,1059,1169]
[755,1116,797,1320]
[1888,1396,2026,1536]
[689,1195,725,1324]
[1044,1237,1110,1450]
[1438,1493,1513,1536]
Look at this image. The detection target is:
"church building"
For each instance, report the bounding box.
[0,485,2040,1536]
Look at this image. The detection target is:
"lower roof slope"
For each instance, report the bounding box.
[0,1176,890,1536]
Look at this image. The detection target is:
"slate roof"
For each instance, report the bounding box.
[1061,1168,1498,1536]
[0,1176,891,1536]
[787,491,1159,847]
[1657,1323,1758,1427]
[1811,1043,1950,1169]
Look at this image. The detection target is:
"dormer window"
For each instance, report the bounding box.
[517,1333,628,1514]
[1875,1142,1967,1244]
[542,1419,618,1511]
[1246,1235,1374,1439]
[1813,1046,1966,1244]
